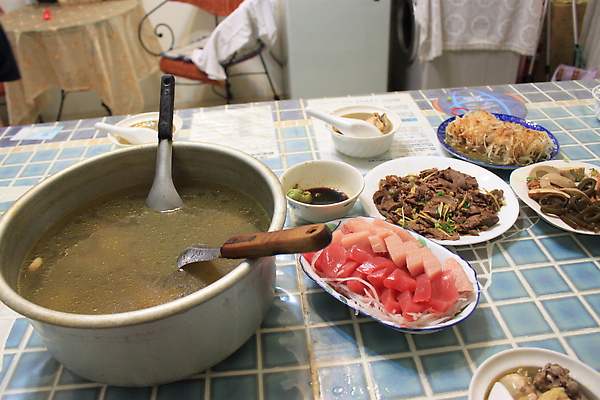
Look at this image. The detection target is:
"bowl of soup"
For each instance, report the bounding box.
[107,112,183,146]
[468,347,600,400]
[0,142,286,386]
[326,105,402,158]
[280,159,364,223]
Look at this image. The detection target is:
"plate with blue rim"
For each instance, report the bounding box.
[298,217,480,334]
[437,113,560,170]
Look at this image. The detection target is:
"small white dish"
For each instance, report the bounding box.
[106,112,183,146]
[324,105,402,158]
[280,160,364,223]
[510,160,599,236]
[469,347,600,400]
[360,156,520,246]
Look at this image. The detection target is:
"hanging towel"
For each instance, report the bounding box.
[416,0,546,62]
[190,0,277,81]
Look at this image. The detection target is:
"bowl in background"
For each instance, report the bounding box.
[280,160,364,223]
[107,112,183,146]
[468,347,600,400]
[326,105,402,158]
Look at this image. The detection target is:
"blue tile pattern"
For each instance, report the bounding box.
[0,79,599,399]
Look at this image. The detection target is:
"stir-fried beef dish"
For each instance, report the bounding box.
[372,167,505,240]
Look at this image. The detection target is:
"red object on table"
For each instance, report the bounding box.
[43,8,51,20]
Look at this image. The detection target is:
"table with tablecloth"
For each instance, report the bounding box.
[0,0,160,126]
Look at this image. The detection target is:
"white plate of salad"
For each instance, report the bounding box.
[360,156,520,246]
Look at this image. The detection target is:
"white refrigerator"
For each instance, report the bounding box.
[282,0,391,99]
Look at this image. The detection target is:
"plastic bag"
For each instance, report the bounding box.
[551,64,598,81]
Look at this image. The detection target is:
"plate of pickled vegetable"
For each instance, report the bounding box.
[510,160,600,234]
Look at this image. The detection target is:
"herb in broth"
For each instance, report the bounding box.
[18,181,270,315]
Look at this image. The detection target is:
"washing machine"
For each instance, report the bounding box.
[388,0,522,91]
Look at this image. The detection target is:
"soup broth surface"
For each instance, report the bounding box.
[18,181,270,315]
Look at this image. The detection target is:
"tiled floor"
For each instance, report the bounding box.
[0,79,598,399]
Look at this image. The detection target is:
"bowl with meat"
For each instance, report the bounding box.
[469,347,600,400]
[325,105,402,158]
[299,216,480,334]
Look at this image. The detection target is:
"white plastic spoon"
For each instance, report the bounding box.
[305,107,383,138]
[94,122,155,145]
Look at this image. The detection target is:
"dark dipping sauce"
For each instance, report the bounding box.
[307,187,349,205]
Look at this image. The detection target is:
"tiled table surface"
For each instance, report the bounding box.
[0,79,599,400]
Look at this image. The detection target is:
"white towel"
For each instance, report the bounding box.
[190,0,277,81]
[416,0,546,62]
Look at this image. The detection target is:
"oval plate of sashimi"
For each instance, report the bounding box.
[299,216,480,334]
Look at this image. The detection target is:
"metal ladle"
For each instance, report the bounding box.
[145,74,184,212]
[305,107,383,138]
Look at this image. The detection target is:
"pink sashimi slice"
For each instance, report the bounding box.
[443,258,474,293]
[366,266,396,294]
[368,234,388,254]
[341,230,371,249]
[331,229,344,246]
[347,270,369,296]
[348,243,377,264]
[336,260,359,279]
[428,271,459,313]
[384,234,406,267]
[314,243,346,277]
[381,287,402,314]
[383,267,417,293]
[344,217,377,235]
[372,218,418,243]
[398,290,429,321]
[421,247,442,278]
[357,257,396,275]
[405,247,424,277]
[413,273,432,303]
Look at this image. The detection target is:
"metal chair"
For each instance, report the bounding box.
[139,0,279,103]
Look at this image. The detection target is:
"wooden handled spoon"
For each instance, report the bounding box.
[177,223,333,269]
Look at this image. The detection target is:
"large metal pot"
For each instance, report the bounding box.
[0,142,287,386]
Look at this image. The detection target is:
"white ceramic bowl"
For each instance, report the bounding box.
[327,105,402,158]
[107,112,183,146]
[469,347,600,400]
[280,160,364,223]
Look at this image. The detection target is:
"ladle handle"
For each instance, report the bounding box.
[158,74,175,141]
[220,224,333,259]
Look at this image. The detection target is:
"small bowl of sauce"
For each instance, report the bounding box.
[281,160,364,223]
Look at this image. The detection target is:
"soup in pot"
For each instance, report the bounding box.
[18,181,270,315]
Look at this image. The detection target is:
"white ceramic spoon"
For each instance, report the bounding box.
[94,122,155,145]
[305,107,383,138]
